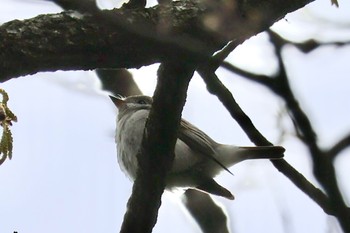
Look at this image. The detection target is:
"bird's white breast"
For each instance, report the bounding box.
[116,109,149,180]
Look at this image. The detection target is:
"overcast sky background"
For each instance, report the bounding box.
[1,0,350,233]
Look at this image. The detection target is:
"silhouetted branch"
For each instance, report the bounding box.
[328,134,350,160]
[198,68,270,145]
[198,68,334,215]
[208,27,350,231]
[182,189,230,233]
[122,0,147,9]
[269,29,350,53]
[47,0,99,12]
[294,39,350,53]
[97,69,142,96]
[266,30,350,232]
[221,61,273,86]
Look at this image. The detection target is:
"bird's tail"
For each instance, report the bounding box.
[206,145,284,177]
[215,145,285,166]
[238,145,285,160]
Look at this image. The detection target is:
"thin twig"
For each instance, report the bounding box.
[268,29,350,54]
[211,41,241,68]
[327,134,350,160]
[221,61,273,86]
[267,29,350,231]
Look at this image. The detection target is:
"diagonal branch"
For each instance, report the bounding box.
[198,69,271,145]
[198,67,334,215]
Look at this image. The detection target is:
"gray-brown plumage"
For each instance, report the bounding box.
[112,95,285,199]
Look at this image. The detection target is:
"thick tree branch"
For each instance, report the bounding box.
[0,0,221,82]
[120,60,195,233]
[0,0,316,83]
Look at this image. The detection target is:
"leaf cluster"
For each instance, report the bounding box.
[0,89,17,165]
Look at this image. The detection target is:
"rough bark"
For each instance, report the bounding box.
[0,0,314,83]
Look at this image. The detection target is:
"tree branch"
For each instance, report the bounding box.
[198,68,334,214]
[0,0,316,83]
[0,0,221,82]
[265,30,350,231]
[198,69,270,145]
[219,28,350,231]
[97,69,142,96]
[182,189,230,233]
[206,28,350,230]
[47,0,99,12]
[268,29,350,54]
[327,133,350,160]
[119,60,195,233]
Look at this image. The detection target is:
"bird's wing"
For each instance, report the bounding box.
[178,119,232,175]
[178,119,217,155]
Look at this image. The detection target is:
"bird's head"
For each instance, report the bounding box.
[110,95,153,112]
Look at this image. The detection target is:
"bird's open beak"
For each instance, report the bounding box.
[109,95,125,109]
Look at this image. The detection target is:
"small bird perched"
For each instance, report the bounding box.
[111,95,285,199]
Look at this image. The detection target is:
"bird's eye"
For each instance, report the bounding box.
[137,99,147,105]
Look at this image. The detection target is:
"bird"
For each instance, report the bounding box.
[111,95,285,199]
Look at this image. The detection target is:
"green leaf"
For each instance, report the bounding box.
[0,89,17,165]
